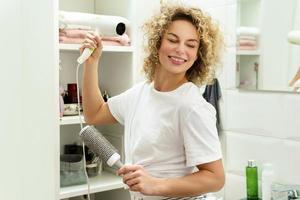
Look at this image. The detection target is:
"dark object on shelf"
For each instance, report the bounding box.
[64,143,82,155]
[63,83,81,103]
[64,144,94,162]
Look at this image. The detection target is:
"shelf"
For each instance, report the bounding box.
[59,43,134,52]
[59,171,124,199]
[236,50,260,55]
[60,115,85,125]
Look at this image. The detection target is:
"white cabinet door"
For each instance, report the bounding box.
[0,1,59,200]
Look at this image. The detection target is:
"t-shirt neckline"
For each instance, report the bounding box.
[150,81,193,95]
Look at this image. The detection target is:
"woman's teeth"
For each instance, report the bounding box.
[169,56,187,62]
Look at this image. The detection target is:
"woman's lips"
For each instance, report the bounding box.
[168,56,187,65]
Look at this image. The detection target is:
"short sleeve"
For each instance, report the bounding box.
[181,103,222,167]
[107,89,132,125]
[107,82,145,125]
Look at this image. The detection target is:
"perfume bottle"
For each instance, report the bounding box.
[246,160,259,199]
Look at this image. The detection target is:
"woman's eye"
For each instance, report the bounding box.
[168,38,177,43]
[187,44,196,48]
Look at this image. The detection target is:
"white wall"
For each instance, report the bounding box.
[0,1,23,199]
[0,1,59,200]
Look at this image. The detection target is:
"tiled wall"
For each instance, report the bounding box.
[200,0,300,199]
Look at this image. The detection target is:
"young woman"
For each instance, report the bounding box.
[81,4,224,200]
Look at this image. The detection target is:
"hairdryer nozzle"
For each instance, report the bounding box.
[116,23,126,35]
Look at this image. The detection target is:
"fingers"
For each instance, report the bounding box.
[79,31,102,53]
[83,38,97,48]
[123,171,141,184]
[117,164,143,176]
[125,175,140,187]
[94,34,102,48]
[86,32,103,49]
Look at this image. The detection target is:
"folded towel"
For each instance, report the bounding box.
[102,34,130,46]
[59,36,85,44]
[237,26,260,36]
[59,34,130,46]
[238,35,257,40]
[59,29,90,38]
[238,45,257,50]
[238,39,257,46]
[102,41,125,46]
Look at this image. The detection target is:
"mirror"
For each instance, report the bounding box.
[236,0,300,92]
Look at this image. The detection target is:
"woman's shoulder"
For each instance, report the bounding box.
[179,83,216,117]
[125,80,149,94]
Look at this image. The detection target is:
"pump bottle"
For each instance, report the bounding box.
[246,160,259,199]
[262,163,274,200]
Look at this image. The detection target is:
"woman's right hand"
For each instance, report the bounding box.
[79,31,103,64]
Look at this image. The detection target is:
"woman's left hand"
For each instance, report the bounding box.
[117,164,162,196]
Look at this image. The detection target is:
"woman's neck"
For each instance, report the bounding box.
[153,67,188,92]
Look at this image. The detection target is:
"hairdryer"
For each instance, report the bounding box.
[79,125,123,169]
[59,11,130,64]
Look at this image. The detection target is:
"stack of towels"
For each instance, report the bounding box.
[236,26,259,50]
[59,26,130,46]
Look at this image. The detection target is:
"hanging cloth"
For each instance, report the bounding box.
[202,78,222,133]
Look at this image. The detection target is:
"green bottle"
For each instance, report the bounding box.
[246,160,259,199]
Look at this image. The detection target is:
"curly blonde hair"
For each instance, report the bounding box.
[142,4,224,86]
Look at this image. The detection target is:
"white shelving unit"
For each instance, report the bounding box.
[59,171,124,199]
[59,43,134,52]
[58,0,136,199]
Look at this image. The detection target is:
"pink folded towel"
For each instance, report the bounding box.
[101,41,124,46]
[238,35,257,40]
[59,36,85,44]
[59,28,90,38]
[102,34,130,46]
[59,35,130,46]
[59,29,131,46]
[238,39,257,46]
[238,45,257,50]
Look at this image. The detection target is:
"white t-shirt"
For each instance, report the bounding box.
[107,81,222,178]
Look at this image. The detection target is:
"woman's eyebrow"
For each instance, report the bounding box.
[167,32,199,43]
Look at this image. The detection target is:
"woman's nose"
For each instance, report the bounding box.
[175,43,185,55]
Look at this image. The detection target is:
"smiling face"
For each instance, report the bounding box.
[157,19,200,78]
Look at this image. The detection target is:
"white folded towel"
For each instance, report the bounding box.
[237,26,260,36]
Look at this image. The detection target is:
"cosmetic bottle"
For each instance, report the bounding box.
[262,163,274,200]
[246,160,259,199]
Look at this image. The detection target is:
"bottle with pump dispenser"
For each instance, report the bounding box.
[262,163,274,200]
[246,160,259,199]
